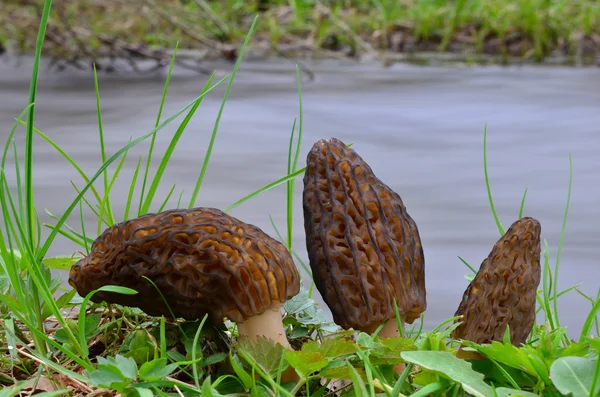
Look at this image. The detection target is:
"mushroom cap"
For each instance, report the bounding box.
[302,137,426,331]
[451,217,542,345]
[68,207,300,323]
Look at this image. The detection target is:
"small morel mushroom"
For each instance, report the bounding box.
[69,207,301,364]
[302,137,426,372]
[451,217,542,359]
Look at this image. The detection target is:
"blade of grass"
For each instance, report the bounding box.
[93,65,115,227]
[580,288,600,340]
[553,154,573,345]
[125,156,143,221]
[140,72,217,214]
[25,0,53,250]
[458,255,477,274]
[285,118,297,248]
[224,167,306,212]
[36,77,227,261]
[139,42,179,216]
[188,16,258,208]
[518,187,528,218]
[483,125,504,235]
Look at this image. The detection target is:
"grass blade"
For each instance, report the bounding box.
[188,16,258,208]
[483,125,504,235]
[140,73,216,214]
[139,43,179,215]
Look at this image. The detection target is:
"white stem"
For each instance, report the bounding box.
[237,307,291,349]
[365,320,406,375]
[237,307,298,383]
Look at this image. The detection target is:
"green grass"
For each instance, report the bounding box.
[1,1,599,396]
[2,0,599,67]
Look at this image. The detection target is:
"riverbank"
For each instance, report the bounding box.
[1,0,599,72]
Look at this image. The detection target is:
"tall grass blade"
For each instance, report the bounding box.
[188,16,258,208]
[36,79,226,261]
[483,126,504,235]
[140,73,216,214]
[139,43,179,215]
[24,0,53,249]
[93,65,115,226]
[553,154,573,344]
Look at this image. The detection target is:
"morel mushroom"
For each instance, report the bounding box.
[302,137,426,370]
[69,207,301,352]
[451,217,541,359]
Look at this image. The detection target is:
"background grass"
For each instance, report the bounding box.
[1,0,599,68]
[0,1,599,396]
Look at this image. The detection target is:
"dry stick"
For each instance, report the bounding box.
[16,348,93,393]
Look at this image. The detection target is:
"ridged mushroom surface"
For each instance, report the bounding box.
[452,217,542,345]
[302,137,426,331]
[69,207,300,323]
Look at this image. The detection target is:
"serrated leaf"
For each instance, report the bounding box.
[556,342,591,358]
[285,351,329,377]
[42,255,82,270]
[549,356,599,397]
[401,351,494,397]
[87,365,130,390]
[356,332,382,349]
[320,364,365,381]
[110,355,138,380]
[237,337,287,378]
[586,337,600,352]
[139,358,177,381]
[462,341,538,377]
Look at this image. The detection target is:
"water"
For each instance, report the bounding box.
[1,57,599,338]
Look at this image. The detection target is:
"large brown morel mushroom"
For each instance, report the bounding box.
[69,207,301,352]
[451,217,541,359]
[302,138,426,354]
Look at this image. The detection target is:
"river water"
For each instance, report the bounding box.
[1,57,599,338]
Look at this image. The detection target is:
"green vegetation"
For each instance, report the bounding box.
[1,1,599,396]
[1,0,599,69]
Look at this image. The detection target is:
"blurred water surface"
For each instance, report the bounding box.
[1,58,599,337]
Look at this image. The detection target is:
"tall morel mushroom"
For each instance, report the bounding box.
[69,207,301,352]
[302,137,427,353]
[452,217,542,359]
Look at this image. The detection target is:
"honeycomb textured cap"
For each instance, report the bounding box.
[68,207,300,323]
[302,137,426,331]
[451,217,542,345]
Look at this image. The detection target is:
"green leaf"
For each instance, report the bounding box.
[301,337,358,359]
[549,356,599,396]
[401,351,494,397]
[202,352,227,367]
[495,388,539,397]
[462,341,539,377]
[230,354,253,390]
[42,255,82,270]
[133,387,154,397]
[87,364,129,390]
[106,355,138,380]
[319,363,365,381]
[237,336,287,378]
[139,358,178,381]
[285,351,328,377]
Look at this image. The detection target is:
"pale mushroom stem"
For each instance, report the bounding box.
[364,320,407,375]
[236,307,299,383]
